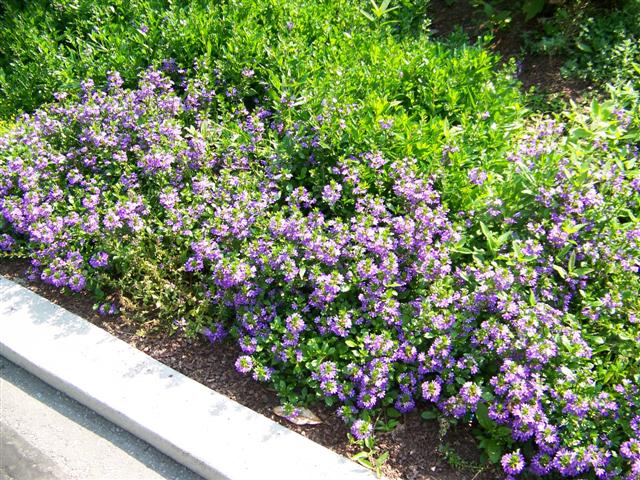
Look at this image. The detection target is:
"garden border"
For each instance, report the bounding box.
[0,277,376,480]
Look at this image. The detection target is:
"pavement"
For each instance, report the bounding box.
[0,356,204,480]
[0,277,376,480]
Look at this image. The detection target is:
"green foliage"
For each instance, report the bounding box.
[0,0,526,217]
[561,1,640,88]
[0,0,170,116]
[437,443,486,472]
[524,0,640,88]
[0,0,434,118]
[351,437,390,478]
[442,0,639,91]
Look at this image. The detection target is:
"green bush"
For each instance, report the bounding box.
[0,0,431,118]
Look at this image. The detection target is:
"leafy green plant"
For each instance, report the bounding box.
[523,0,640,88]
[351,436,390,478]
[359,0,400,23]
[437,443,486,473]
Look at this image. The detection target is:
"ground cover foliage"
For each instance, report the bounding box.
[524,0,640,88]
[440,0,640,92]
[0,0,639,478]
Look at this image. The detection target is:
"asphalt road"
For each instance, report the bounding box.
[0,356,204,480]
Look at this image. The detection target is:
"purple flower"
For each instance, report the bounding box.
[394,392,415,413]
[621,439,640,460]
[203,324,227,344]
[328,311,352,337]
[468,167,487,185]
[251,365,273,382]
[460,381,482,408]
[161,58,178,72]
[320,379,339,396]
[0,234,15,251]
[97,303,118,316]
[89,252,109,268]
[350,419,373,440]
[185,256,204,272]
[68,273,86,292]
[285,313,306,334]
[553,448,584,476]
[631,416,640,435]
[378,118,393,130]
[322,181,342,206]
[530,452,553,475]
[501,450,525,475]
[318,361,337,381]
[107,71,123,90]
[235,355,253,374]
[421,379,442,402]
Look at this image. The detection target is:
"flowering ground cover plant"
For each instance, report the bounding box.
[1,1,640,478]
[1,64,639,478]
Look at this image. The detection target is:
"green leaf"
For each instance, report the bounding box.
[552,264,567,279]
[475,403,496,431]
[480,222,499,253]
[617,331,635,341]
[351,451,370,462]
[364,436,375,450]
[572,267,593,277]
[568,250,576,272]
[479,222,493,241]
[483,439,503,464]
[376,451,390,467]
[569,127,591,141]
[522,0,545,21]
[358,8,375,21]
[387,408,402,418]
[421,409,438,420]
[575,41,593,53]
[563,223,587,234]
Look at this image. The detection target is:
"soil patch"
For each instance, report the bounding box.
[0,259,498,480]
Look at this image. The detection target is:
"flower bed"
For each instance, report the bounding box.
[1,64,639,478]
[2,0,640,476]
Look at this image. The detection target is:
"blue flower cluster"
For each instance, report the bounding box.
[1,68,638,479]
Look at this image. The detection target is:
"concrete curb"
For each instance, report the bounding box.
[0,278,376,480]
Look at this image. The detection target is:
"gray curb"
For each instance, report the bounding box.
[0,278,376,480]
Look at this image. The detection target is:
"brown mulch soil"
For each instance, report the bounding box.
[0,259,497,480]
